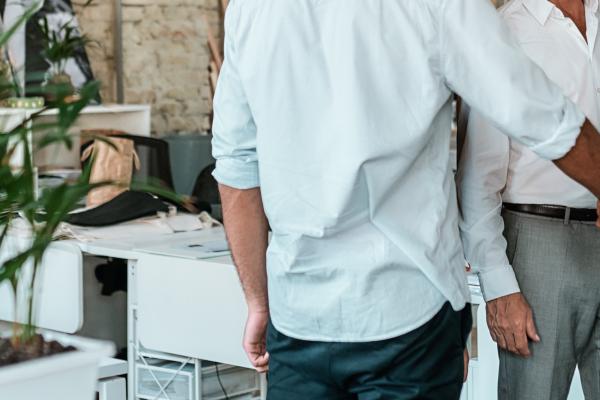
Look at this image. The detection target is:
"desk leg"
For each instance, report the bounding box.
[260,373,267,400]
[195,359,203,400]
[127,260,138,400]
[98,377,127,400]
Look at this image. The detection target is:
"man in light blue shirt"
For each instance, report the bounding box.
[212,0,600,398]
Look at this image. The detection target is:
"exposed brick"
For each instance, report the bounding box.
[76,0,222,134]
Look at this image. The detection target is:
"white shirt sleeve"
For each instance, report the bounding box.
[440,0,586,161]
[456,109,521,302]
[212,1,260,190]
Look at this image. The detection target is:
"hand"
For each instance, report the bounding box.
[463,348,469,382]
[243,309,270,373]
[486,293,540,357]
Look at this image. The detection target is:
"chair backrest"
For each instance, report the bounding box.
[190,163,222,219]
[163,135,215,195]
[192,163,220,201]
[80,133,175,190]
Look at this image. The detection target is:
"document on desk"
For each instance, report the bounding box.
[134,239,230,260]
[55,212,220,242]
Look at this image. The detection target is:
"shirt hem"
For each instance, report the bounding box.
[270,297,463,343]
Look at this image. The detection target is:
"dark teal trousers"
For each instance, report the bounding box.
[267,302,472,400]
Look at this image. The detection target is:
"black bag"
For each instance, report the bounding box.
[66,191,170,227]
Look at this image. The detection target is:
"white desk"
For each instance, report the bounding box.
[0,227,262,400]
[73,228,263,400]
[136,254,249,368]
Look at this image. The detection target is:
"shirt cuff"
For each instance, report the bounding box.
[213,158,260,189]
[528,99,586,160]
[477,266,521,302]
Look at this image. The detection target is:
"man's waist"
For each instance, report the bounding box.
[267,289,448,343]
[503,203,598,222]
[502,168,596,209]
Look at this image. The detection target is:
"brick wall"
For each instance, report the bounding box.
[74,0,222,135]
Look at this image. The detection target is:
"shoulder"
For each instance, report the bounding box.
[228,0,261,17]
[224,0,260,35]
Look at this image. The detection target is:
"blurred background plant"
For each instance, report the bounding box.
[0,80,102,346]
[0,52,16,100]
[38,0,94,101]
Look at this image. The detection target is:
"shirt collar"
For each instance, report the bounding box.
[523,0,600,25]
[522,0,555,26]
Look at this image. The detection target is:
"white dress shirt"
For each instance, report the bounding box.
[213,0,585,341]
[458,0,599,302]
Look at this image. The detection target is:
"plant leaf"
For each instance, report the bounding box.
[0,2,42,49]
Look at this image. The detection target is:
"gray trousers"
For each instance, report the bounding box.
[498,209,600,400]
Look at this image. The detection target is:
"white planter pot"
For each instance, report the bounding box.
[0,332,114,400]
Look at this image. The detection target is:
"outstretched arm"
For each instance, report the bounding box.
[441,0,600,225]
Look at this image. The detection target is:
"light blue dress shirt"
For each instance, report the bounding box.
[212,0,585,342]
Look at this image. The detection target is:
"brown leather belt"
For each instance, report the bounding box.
[503,203,598,222]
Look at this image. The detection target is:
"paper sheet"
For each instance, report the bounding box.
[54,212,221,242]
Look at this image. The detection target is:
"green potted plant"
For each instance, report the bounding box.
[0,7,113,399]
[38,9,93,100]
[0,5,181,399]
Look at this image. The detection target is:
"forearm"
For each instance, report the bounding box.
[219,184,269,313]
[554,120,600,199]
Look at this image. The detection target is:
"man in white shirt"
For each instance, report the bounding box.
[213,0,600,398]
[458,0,600,398]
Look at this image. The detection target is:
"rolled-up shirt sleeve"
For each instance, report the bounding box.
[440,0,585,161]
[211,1,259,189]
[457,109,520,302]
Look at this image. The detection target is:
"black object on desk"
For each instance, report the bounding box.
[66,190,169,227]
[191,163,222,221]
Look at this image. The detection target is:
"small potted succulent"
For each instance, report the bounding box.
[38,7,93,101]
